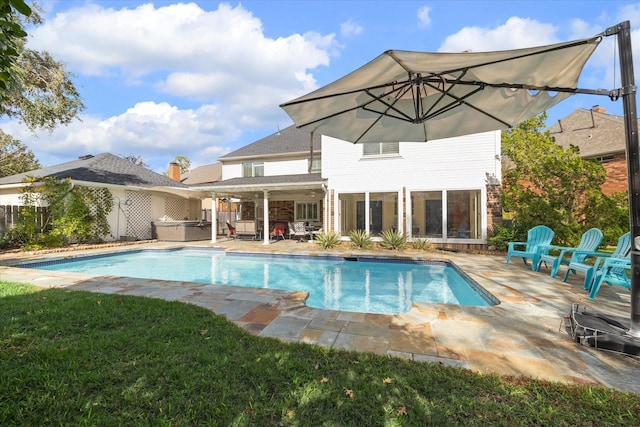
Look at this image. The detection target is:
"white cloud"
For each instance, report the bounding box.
[417,5,431,29]
[19,2,339,171]
[340,19,362,38]
[438,17,559,52]
[4,102,241,172]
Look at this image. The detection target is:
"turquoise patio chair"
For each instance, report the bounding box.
[562,232,631,290]
[536,228,604,278]
[505,225,555,271]
[588,257,631,300]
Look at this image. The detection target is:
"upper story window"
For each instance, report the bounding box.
[363,142,399,157]
[309,157,321,173]
[242,161,264,177]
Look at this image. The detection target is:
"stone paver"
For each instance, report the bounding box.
[1,239,640,394]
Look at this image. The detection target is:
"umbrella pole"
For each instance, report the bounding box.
[615,20,640,336]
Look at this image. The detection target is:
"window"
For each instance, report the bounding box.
[308,157,321,172]
[295,202,319,221]
[595,155,614,163]
[363,142,399,156]
[242,161,264,177]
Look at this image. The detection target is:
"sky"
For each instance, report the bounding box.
[3,0,640,173]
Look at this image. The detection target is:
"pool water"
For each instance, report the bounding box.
[19,249,498,314]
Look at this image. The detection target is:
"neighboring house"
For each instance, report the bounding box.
[0,153,205,241]
[549,106,633,194]
[196,125,502,249]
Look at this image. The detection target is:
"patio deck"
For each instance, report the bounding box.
[1,239,638,393]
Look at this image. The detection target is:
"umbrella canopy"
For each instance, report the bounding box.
[281,37,602,143]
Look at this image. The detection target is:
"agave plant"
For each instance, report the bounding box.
[380,229,407,251]
[314,230,342,249]
[349,229,373,249]
[412,237,432,251]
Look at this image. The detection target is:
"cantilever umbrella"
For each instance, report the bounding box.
[281,22,640,335]
[281,38,607,143]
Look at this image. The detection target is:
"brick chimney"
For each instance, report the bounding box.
[168,162,181,181]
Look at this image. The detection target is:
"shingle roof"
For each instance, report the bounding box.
[548,108,632,158]
[180,163,222,185]
[219,125,321,159]
[0,153,188,188]
[208,173,324,188]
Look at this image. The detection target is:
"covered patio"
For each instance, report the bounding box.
[197,173,327,244]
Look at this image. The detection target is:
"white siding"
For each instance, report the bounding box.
[222,158,310,179]
[323,131,501,192]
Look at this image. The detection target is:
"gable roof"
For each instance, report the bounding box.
[180,163,222,185]
[219,125,321,160]
[0,153,188,188]
[548,108,632,158]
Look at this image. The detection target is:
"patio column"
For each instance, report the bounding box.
[263,191,270,245]
[210,193,218,243]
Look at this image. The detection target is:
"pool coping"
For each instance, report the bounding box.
[1,239,639,393]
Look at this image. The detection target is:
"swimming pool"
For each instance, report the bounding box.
[19,248,499,314]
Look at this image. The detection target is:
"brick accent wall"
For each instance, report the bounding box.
[486,184,502,232]
[600,153,628,194]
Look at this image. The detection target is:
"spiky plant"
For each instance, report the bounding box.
[412,238,432,251]
[314,230,342,249]
[349,229,373,249]
[380,229,407,251]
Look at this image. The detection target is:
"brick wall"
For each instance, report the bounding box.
[600,154,628,194]
[486,184,502,232]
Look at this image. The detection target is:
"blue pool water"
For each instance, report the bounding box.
[19,249,498,314]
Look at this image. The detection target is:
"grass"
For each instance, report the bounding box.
[1,282,639,426]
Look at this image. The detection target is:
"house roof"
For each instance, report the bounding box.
[548,108,632,158]
[0,153,188,188]
[193,173,325,195]
[180,163,222,185]
[219,125,321,160]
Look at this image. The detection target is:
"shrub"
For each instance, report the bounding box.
[412,237,432,251]
[380,229,407,251]
[314,230,342,249]
[488,223,519,251]
[349,229,373,249]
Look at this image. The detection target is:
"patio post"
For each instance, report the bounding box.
[210,193,217,243]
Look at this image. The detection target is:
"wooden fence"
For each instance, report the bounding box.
[0,205,49,237]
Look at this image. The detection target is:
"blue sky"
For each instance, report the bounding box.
[4,0,640,172]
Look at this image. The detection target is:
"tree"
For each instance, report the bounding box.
[0,4,84,132]
[122,154,149,168]
[0,0,32,99]
[500,113,627,246]
[0,129,39,176]
[166,155,191,175]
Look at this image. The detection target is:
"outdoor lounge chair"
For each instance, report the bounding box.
[536,228,604,278]
[226,222,236,239]
[270,222,286,241]
[288,221,310,242]
[562,231,631,290]
[505,225,555,271]
[588,257,631,300]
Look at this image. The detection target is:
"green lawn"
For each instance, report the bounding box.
[1,282,639,426]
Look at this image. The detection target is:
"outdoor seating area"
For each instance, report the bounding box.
[506,226,632,302]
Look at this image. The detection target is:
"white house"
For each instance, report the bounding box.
[198,125,502,249]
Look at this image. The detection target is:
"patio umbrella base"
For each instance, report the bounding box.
[565,304,640,356]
